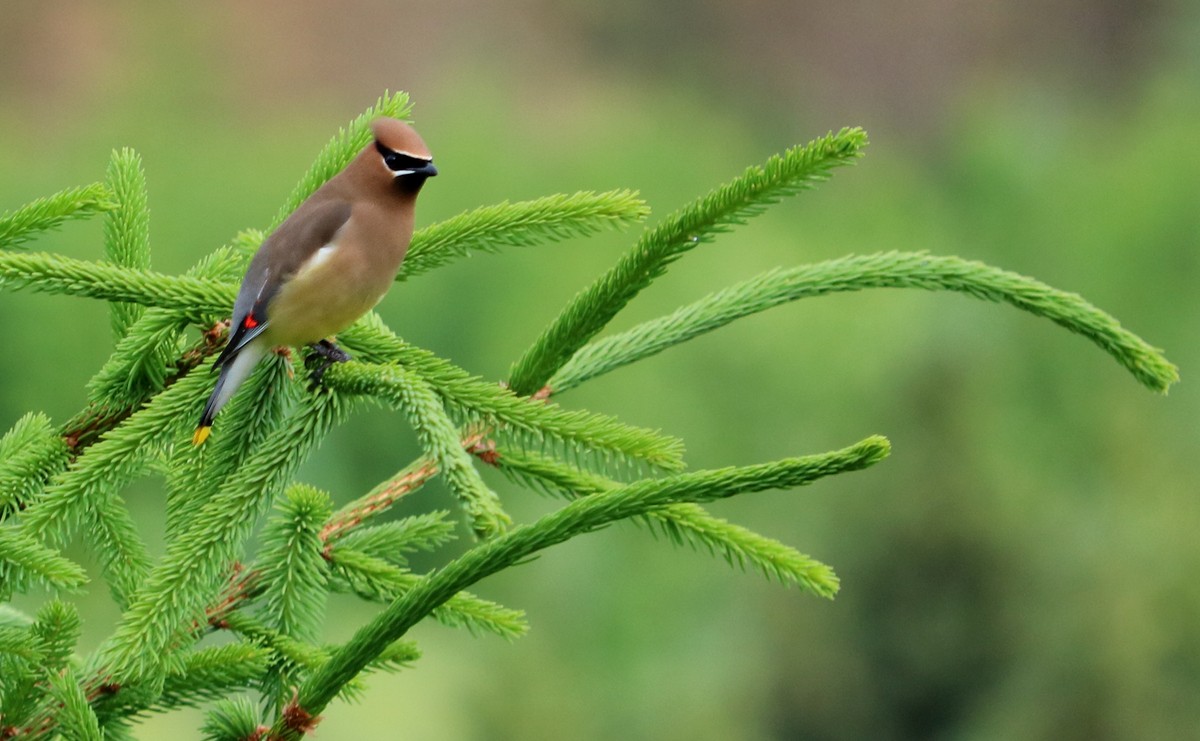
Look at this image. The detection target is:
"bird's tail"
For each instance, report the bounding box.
[193,341,267,445]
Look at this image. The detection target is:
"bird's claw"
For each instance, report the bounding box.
[306,339,351,391]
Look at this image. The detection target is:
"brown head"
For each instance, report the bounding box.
[345,117,437,198]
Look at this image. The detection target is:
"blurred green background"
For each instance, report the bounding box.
[1,2,1197,739]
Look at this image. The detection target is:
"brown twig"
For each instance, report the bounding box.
[60,320,230,457]
[319,460,441,548]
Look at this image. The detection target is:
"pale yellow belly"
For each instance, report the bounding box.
[262,247,392,347]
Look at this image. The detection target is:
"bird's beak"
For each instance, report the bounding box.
[396,161,437,178]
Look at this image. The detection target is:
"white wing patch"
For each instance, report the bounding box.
[297,243,338,278]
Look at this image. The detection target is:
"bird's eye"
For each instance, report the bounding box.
[375,141,429,173]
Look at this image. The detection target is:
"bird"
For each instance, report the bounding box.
[192,117,437,445]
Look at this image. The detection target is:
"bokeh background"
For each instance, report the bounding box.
[1,2,1197,739]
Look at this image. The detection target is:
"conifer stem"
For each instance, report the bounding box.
[269,437,889,738]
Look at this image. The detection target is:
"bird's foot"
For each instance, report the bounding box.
[305,338,351,390]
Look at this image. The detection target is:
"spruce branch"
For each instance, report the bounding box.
[0,527,88,597]
[552,251,1179,393]
[166,354,293,538]
[0,648,40,733]
[0,413,70,519]
[103,148,153,341]
[29,600,81,674]
[0,601,83,737]
[324,356,684,473]
[200,697,264,741]
[400,189,650,280]
[60,316,225,459]
[0,183,113,249]
[361,636,422,673]
[21,367,217,606]
[0,625,37,661]
[273,436,889,736]
[107,643,271,718]
[229,227,265,259]
[220,611,371,707]
[269,91,412,230]
[321,457,441,543]
[63,241,247,459]
[334,318,687,472]
[257,485,333,645]
[330,511,456,565]
[0,250,234,314]
[87,243,244,410]
[102,390,352,685]
[85,309,183,409]
[363,361,510,539]
[46,668,103,741]
[324,545,528,639]
[507,128,868,395]
[493,447,841,596]
[215,613,420,706]
[202,563,264,633]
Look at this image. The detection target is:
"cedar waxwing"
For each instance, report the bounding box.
[193,118,437,445]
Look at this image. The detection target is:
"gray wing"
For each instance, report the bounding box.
[213,199,352,369]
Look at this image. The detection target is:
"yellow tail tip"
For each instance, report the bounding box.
[192,426,212,446]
